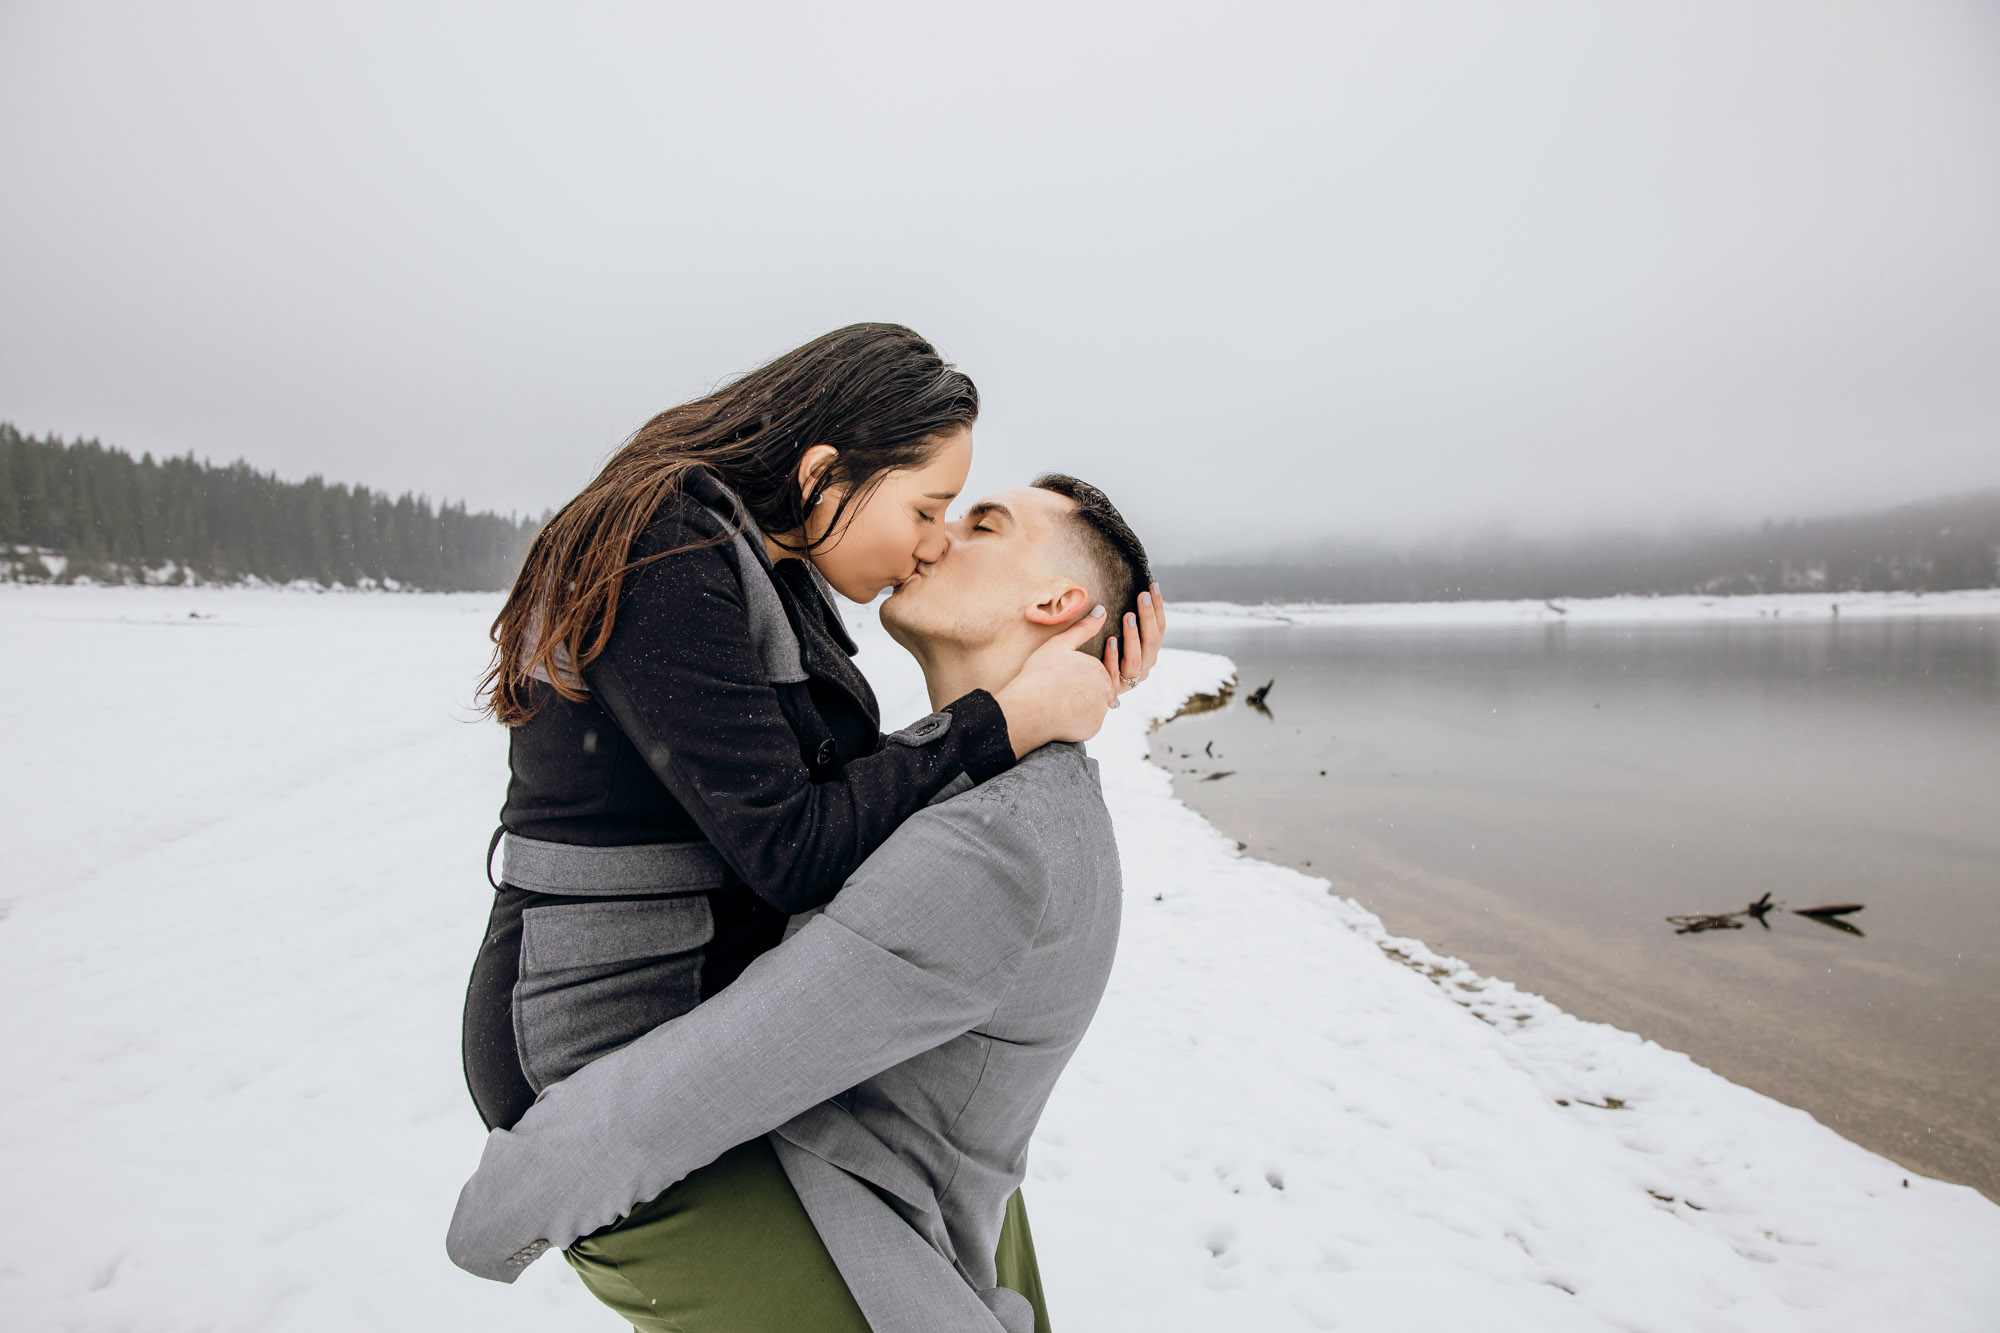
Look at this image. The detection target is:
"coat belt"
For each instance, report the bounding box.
[495,831,728,897]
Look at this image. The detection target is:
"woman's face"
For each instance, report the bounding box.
[803,427,975,602]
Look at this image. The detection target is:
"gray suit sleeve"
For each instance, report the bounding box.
[445,785,1051,1283]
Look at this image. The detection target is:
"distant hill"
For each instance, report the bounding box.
[1158,488,2000,605]
[0,425,541,591]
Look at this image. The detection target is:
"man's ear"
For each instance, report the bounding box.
[795,444,840,504]
[1024,583,1093,628]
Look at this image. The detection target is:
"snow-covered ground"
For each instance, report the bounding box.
[3,585,1995,1332]
[1174,586,2000,627]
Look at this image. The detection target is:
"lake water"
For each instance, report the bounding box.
[1153,613,1999,1201]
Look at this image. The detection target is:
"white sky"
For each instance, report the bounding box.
[3,1,1997,561]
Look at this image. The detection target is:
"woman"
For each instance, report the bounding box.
[460,323,1161,1326]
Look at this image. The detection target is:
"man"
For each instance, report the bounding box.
[448,475,1154,1333]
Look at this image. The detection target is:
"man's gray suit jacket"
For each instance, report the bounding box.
[447,741,1123,1333]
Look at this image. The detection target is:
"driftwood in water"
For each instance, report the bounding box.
[1795,903,1866,936]
[1245,679,1274,717]
[1668,893,1866,937]
[1666,912,1746,934]
[1161,677,1235,725]
[1667,892,1770,934]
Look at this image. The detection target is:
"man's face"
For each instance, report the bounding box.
[879,486,1083,653]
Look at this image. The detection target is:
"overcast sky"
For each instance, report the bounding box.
[3,2,1997,561]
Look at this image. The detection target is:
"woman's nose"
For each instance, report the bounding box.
[916,525,952,565]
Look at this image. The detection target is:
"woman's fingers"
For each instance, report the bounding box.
[1055,602,1109,649]
[995,605,1119,755]
[1104,633,1124,707]
[1057,604,1115,703]
[1122,584,1165,683]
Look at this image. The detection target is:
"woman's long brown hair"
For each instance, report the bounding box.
[481,323,978,725]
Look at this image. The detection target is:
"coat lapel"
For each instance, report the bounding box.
[775,561,879,721]
[683,466,879,727]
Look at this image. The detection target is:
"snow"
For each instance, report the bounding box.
[3,584,1995,1332]
[1172,586,2000,627]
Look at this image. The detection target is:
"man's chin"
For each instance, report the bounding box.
[878,582,917,630]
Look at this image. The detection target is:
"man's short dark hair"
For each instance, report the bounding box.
[1032,473,1153,660]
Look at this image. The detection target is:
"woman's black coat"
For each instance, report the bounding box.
[462,468,1015,1130]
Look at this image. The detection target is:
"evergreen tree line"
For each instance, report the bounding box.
[0,425,543,591]
[1160,488,2000,605]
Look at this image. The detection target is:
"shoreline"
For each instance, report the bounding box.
[10,579,1999,621]
[1076,645,2000,1327]
[1159,754,1999,1204]
[1147,607,2000,1205]
[1172,586,2000,627]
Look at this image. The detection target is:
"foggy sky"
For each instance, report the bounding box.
[4,1,1998,562]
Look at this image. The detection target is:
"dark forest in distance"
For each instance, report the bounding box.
[1,426,540,591]
[4,424,1996,601]
[1159,488,2000,605]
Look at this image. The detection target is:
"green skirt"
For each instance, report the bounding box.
[565,1136,1051,1333]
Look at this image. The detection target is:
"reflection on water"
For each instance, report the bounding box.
[1154,615,2000,1200]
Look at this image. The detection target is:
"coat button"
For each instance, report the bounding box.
[815,738,838,767]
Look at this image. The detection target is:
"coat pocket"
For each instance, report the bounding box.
[512,896,715,1093]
